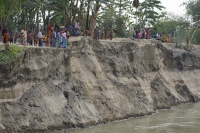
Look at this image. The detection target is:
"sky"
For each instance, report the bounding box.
[140,0,186,16]
[160,0,186,15]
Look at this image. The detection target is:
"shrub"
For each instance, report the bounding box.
[0,45,26,63]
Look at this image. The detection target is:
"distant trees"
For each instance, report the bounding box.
[136,0,165,28]
[184,0,200,44]
[0,0,167,38]
[0,0,25,30]
[153,15,190,44]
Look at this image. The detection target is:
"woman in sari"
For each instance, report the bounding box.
[3,29,9,52]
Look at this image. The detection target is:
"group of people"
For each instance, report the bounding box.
[132,28,150,39]
[157,33,172,43]
[20,26,69,48]
[132,27,173,43]
[1,20,84,48]
[2,19,117,50]
[86,27,114,40]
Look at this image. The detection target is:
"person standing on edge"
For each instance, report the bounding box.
[67,24,72,36]
[161,32,167,43]
[145,28,150,39]
[47,23,52,47]
[110,29,114,40]
[137,29,141,39]
[29,32,33,46]
[133,28,136,39]
[52,29,57,47]
[104,29,107,40]
[93,27,97,39]
[20,32,25,45]
[85,28,89,36]
[97,28,100,40]
[43,34,47,46]
[9,34,14,45]
[62,30,67,48]
[75,20,80,36]
[57,30,61,48]
[21,28,27,45]
[34,33,38,46]
[2,27,9,52]
[38,29,43,47]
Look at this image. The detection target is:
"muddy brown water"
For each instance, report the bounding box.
[55,102,200,133]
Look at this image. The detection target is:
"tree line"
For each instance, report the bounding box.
[0,0,200,44]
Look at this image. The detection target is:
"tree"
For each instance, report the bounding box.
[47,0,71,26]
[185,0,200,23]
[98,4,117,30]
[136,0,165,28]
[133,0,139,24]
[184,0,200,45]
[24,0,48,32]
[0,0,26,30]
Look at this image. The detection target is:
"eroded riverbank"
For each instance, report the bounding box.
[0,37,200,132]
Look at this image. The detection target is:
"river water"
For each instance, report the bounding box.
[58,102,200,133]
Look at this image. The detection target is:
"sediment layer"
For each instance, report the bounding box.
[0,37,199,133]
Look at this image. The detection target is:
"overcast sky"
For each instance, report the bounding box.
[161,0,186,15]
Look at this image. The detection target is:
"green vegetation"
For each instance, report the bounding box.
[0,0,199,44]
[0,0,166,36]
[184,0,200,45]
[0,45,26,63]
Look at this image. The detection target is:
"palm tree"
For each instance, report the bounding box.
[25,0,48,32]
[133,0,139,24]
[47,0,67,26]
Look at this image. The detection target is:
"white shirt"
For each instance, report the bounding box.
[38,31,43,38]
[75,22,79,28]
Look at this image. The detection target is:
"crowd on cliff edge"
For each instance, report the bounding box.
[1,20,116,48]
[132,28,173,43]
[1,20,81,48]
[2,20,174,49]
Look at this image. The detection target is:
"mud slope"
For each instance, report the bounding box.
[0,37,200,132]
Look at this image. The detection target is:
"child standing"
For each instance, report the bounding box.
[9,34,14,44]
[43,35,47,46]
[20,32,25,45]
[109,29,114,40]
[34,34,38,46]
[3,30,9,52]
[62,30,67,48]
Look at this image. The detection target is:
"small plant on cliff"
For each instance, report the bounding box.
[0,45,26,63]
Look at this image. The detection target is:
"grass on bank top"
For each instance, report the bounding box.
[0,45,26,63]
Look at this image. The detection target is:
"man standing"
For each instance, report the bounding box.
[75,20,80,36]
[104,29,107,40]
[2,27,9,52]
[21,28,27,45]
[109,29,114,40]
[145,28,150,39]
[52,29,57,47]
[132,28,136,39]
[38,29,43,47]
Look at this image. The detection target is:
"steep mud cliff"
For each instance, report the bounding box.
[0,37,200,132]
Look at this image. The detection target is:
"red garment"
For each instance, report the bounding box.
[2,28,7,35]
[3,33,8,43]
[85,29,89,36]
[145,28,150,39]
[47,25,52,31]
